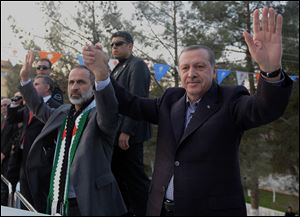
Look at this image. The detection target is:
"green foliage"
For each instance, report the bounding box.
[270,82,299,178]
[5,64,23,97]
[133,1,187,86]
[281,1,299,73]
[246,189,299,214]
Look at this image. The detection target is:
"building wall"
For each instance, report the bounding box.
[1,60,11,97]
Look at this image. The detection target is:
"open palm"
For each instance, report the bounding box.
[244,8,282,72]
[20,51,34,81]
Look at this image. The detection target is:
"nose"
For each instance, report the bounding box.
[71,82,79,90]
[187,67,196,78]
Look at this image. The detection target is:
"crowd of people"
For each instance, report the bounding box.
[1,7,295,216]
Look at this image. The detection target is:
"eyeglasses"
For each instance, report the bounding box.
[110,41,128,48]
[36,65,50,70]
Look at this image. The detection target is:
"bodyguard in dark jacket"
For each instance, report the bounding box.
[110,31,151,216]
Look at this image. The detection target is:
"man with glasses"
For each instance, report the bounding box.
[1,98,12,165]
[36,58,64,104]
[1,95,23,206]
[1,97,12,206]
[110,31,151,216]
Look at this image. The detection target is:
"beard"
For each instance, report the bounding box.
[68,87,93,105]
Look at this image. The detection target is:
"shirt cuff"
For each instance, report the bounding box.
[95,77,111,91]
[20,79,31,86]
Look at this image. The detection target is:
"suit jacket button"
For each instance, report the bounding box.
[174,161,180,167]
[207,105,211,109]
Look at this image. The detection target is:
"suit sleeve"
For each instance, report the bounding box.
[94,82,119,144]
[1,124,15,157]
[111,78,159,125]
[19,81,54,124]
[230,72,293,130]
[120,60,151,136]
[6,106,25,124]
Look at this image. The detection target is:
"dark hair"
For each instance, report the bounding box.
[179,45,216,67]
[72,65,95,84]
[38,58,52,68]
[34,75,55,93]
[111,31,134,44]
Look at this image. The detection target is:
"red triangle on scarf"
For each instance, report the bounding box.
[62,129,67,139]
[72,126,77,137]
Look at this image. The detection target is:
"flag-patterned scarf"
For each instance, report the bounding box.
[47,99,95,215]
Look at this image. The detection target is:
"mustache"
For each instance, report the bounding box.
[70,92,82,98]
[68,88,93,105]
[187,80,202,83]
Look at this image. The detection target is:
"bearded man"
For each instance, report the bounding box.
[19,51,127,216]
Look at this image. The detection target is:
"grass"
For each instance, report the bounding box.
[245,189,299,215]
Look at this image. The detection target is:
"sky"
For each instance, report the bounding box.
[2,1,44,62]
[1,1,137,64]
[1,1,246,66]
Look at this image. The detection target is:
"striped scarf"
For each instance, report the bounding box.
[47,99,96,215]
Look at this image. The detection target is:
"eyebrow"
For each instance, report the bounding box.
[69,79,87,83]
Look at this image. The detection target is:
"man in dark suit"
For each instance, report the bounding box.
[110,31,151,216]
[1,97,13,172]
[1,97,19,206]
[20,51,126,216]
[6,75,62,208]
[83,8,293,216]
[35,58,64,104]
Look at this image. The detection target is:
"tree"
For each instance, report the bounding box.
[280,1,299,73]
[270,81,299,182]
[7,1,128,101]
[133,1,190,87]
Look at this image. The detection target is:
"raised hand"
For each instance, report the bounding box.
[20,51,34,81]
[82,43,110,81]
[243,7,283,73]
[118,132,130,150]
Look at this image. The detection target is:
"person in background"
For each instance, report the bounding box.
[285,206,296,216]
[6,75,61,209]
[1,97,13,206]
[110,31,151,216]
[35,58,64,104]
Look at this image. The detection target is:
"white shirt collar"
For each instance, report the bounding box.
[43,95,51,103]
[185,95,201,107]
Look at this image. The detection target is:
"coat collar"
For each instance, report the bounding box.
[111,55,134,80]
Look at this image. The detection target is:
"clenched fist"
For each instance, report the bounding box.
[82,43,110,81]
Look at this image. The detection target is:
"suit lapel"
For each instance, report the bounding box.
[170,95,186,145]
[179,83,222,145]
[23,107,30,131]
[112,64,127,80]
[112,55,133,80]
[111,55,133,80]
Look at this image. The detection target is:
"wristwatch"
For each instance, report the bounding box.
[260,68,282,78]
